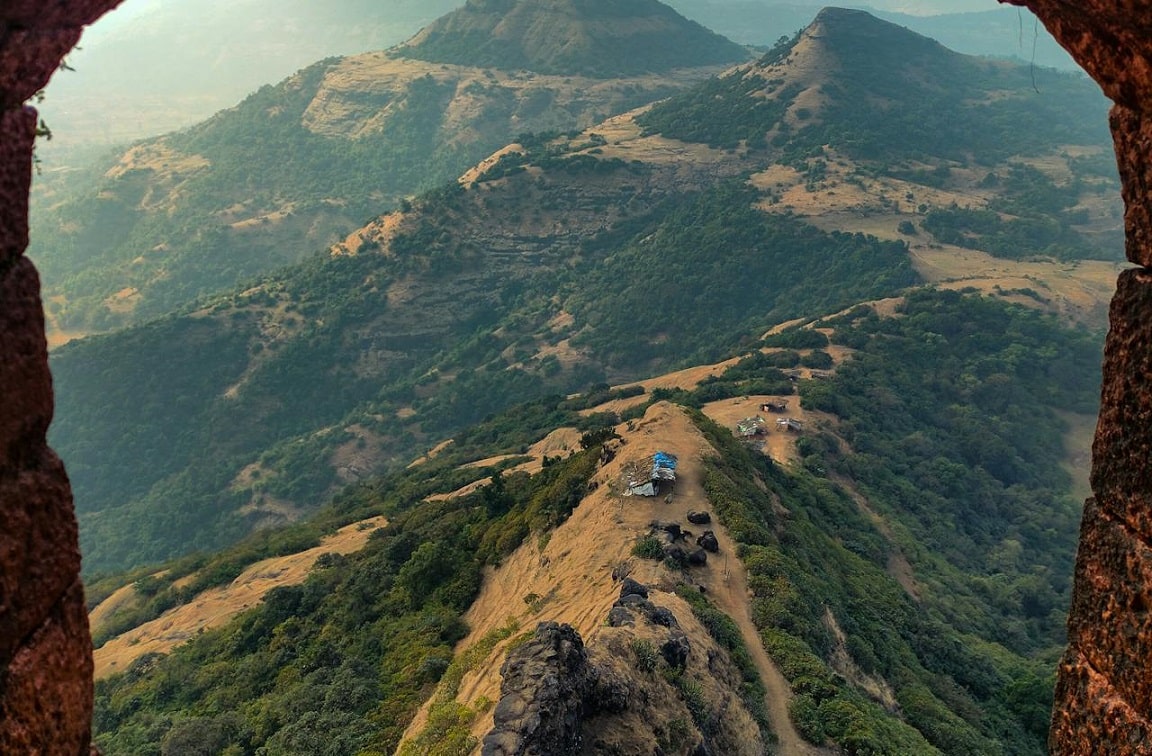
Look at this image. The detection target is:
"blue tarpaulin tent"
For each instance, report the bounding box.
[651,451,677,481]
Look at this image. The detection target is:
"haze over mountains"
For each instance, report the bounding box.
[32,0,748,338]
[36,0,1072,165]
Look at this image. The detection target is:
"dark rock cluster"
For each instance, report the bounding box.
[482,621,628,756]
[608,578,681,629]
[649,519,712,567]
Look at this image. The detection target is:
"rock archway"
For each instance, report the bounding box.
[1,2,1150,753]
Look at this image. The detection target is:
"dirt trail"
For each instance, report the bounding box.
[399,402,819,754]
[709,553,821,756]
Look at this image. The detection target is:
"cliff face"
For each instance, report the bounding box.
[0,2,120,752]
[1000,1,1152,752]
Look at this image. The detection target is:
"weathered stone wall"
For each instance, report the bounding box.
[1002,2,1152,752]
[0,2,121,752]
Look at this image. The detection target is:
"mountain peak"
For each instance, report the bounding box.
[790,6,955,68]
[398,0,749,77]
[812,6,886,25]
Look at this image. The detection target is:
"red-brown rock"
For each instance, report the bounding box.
[0,449,82,669]
[0,581,94,755]
[1051,652,1152,754]
[0,2,123,753]
[1091,270,1152,531]
[1110,106,1152,267]
[1057,499,1152,723]
[0,258,54,465]
[1001,2,1152,752]
[0,108,34,264]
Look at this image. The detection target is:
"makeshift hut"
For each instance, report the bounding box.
[651,451,678,481]
[737,416,767,437]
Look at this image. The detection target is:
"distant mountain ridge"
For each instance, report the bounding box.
[638,6,1107,162]
[50,9,1118,579]
[398,0,748,76]
[31,0,748,338]
[36,0,1075,166]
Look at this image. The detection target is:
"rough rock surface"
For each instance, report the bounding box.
[686,510,711,525]
[619,577,648,600]
[1002,2,1152,752]
[0,2,120,752]
[697,531,719,553]
[481,622,599,756]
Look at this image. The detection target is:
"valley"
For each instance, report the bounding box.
[52,6,1118,581]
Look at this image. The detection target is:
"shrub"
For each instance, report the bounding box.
[631,638,659,672]
[632,535,665,560]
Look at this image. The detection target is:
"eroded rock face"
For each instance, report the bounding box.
[482,622,599,756]
[0,2,122,752]
[1002,2,1152,752]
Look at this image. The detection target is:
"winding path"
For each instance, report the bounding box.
[692,497,825,755]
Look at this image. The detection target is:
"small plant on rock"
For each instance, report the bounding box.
[631,638,659,672]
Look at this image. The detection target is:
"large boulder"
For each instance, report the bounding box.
[482,622,599,756]
[619,577,648,600]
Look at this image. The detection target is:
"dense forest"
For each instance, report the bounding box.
[52,174,923,577]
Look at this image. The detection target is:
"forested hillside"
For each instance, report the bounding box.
[88,289,1099,755]
[52,9,1118,581]
[31,0,748,336]
[56,179,914,576]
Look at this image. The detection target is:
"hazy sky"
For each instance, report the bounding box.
[87,0,1005,35]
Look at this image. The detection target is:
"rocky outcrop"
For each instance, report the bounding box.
[686,510,711,525]
[1001,1,1152,752]
[609,579,680,629]
[0,1,120,752]
[697,531,719,553]
[481,622,600,756]
[483,590,764,756]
